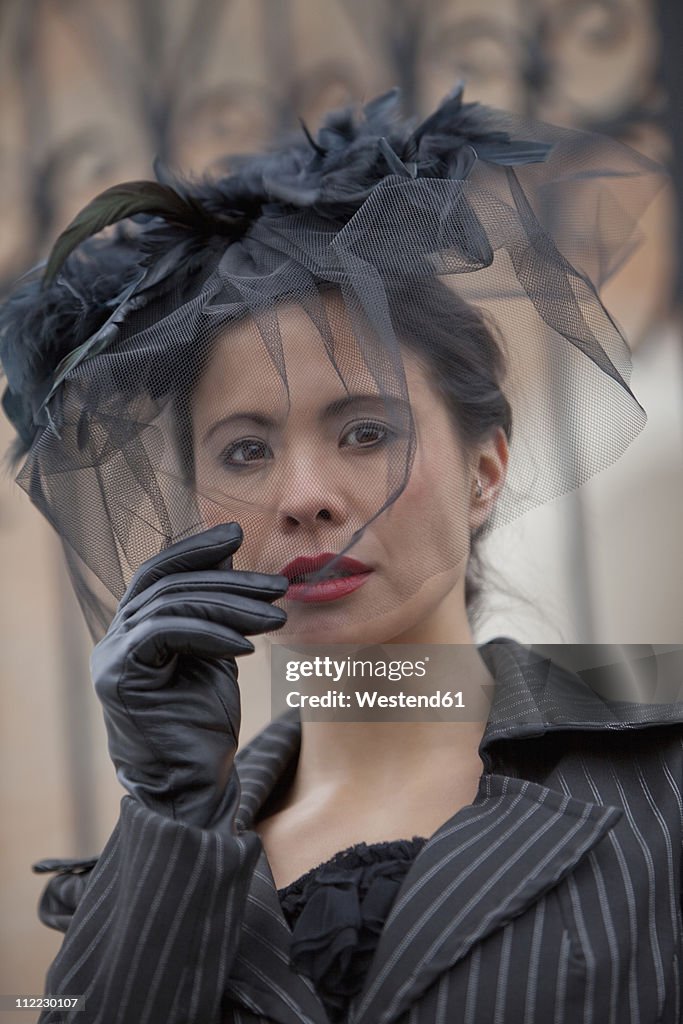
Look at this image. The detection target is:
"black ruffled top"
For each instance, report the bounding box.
[277,836,428,1023]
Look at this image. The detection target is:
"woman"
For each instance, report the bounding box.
[2,86,681,1023]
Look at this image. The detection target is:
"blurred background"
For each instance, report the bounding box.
[1,0,682,1011]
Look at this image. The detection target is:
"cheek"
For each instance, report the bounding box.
[373,436,472,603]
[387,438,469,533]
[195,488,276,568]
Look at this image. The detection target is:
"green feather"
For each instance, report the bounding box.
[43,181,215,287]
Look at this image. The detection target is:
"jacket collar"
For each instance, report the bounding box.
[476,638,681,763]
[224,637,675,1024]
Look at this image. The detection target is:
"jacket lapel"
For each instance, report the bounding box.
[348,772,621,1024]
[224,713,330,1024]
[224,854,329,1024]
[233,710,301,837]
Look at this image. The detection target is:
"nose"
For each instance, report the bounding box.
[275,456,345,532]
[283,506,333,528]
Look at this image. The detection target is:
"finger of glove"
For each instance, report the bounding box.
[93,591,286,688]
[119,568,289,623]
[120,523,244,608]
[125,615,258,670]
[130,590,287,643]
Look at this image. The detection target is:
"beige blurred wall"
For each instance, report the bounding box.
[1,0,681,1012]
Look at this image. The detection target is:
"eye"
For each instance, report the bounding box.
[220,437,273,466]
[340,420,392,449]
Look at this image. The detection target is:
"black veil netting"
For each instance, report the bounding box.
[0,87,667,642]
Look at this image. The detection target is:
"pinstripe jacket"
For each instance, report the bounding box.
[36,638,683,1024]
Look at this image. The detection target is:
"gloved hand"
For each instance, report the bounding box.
[90,522,288,831]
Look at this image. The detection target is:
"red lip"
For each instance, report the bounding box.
[279,553,373,583]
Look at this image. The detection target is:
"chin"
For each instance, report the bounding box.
[272,603,422,649]
[272,619,385,649]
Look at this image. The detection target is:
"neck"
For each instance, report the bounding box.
[280,578,493,813]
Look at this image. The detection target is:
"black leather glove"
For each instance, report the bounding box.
[90,522,288,831]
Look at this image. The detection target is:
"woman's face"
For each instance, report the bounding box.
[191,295,502,645]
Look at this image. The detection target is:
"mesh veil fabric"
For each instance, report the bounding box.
[0,88,667,642]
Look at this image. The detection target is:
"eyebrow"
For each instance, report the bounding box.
[201,394,409,444]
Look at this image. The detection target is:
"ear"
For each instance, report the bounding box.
[468,427,509,532]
